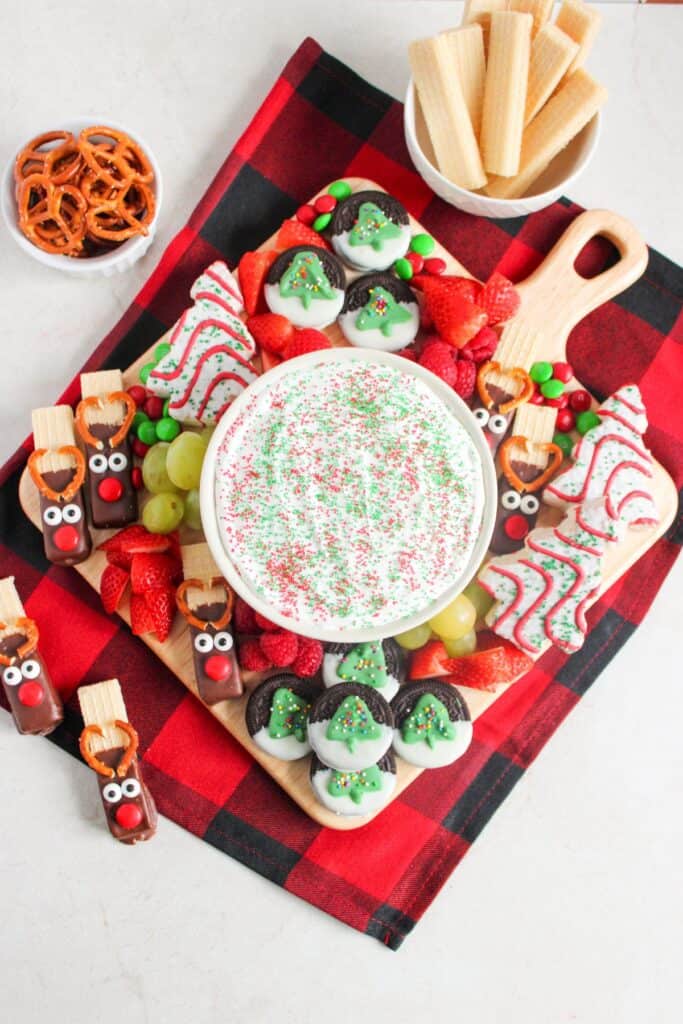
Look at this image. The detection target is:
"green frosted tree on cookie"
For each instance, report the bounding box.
[327,765,383,805]
[268,687,310,743]
[336,642,387,689]
[279,251,337,309]
[349,201,402,251]
[355,286,412,337]
[402,693,456,749]
[326,695,382,752]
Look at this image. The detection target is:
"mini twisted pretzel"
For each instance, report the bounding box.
[499,436,564,493]
[176,578,234,631]
[28,445,86,502]
[13,131,75,185]
[0,617,40,666]
[78,126,154,187]
[17,174,87,255]
[75,391,136,450]
[85,180,155,241]
[79,721,139,779]
[477,362,534,415]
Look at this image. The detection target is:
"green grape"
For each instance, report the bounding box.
[462,580,494,620]
[166,431,207,490]
[443,630,477,658]
[394,622,432,650]
[183,488,202,531]
[141,443,180,495]
[199,426,215,446]
[142,493,185,534]
[429,594,476,640]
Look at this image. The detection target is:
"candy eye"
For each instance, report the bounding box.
[102,782,122,804]
[501,490,521,510]
[62,503,82,524]
[43,506,63,526]
[121,778,141,799]
[214,631,233,652]
[89,453,108,474]
[108,452,128,472]
[473,407,489,427]
[3,666,22,686]
[21,659,41,679]
[521,494,540,515]
[489,413,508,435]
[194,633,214,654]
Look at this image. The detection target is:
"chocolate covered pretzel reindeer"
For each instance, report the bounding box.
[0,577,63,735]
[75,370,137,529]
[78,679,157,844]
[176,544,242,704]
[28,405,91,565]
[471,360,534,455]
[490,405,563,555]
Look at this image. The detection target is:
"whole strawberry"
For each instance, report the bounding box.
[283,329,332,360]
[478,272,520,325]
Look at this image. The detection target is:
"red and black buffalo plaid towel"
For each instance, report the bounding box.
[1,39,682,949]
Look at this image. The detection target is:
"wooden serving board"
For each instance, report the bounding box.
[19,179,678,830]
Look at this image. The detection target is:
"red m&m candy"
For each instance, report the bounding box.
[423,257,446,275]
[296,204,316,225]
[115,804,144,829]
[556,408,576,432]
[504,514,529,541]
[552,361,573,383]
[569,388,591,412]
[314,194,337,214]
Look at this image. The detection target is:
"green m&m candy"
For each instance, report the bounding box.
[132,411,150,431]
[541,378,565,399]
[530,361,553,384]
[410,233,435,257]
[139,362,157,385]
[155,417,181,442]
[394,257,413,280]
[553,432,573,458]
[328,180,352,200]
[137,419,158,446]
[154,342,171,362]
[576,410,601,435]
[313,212,332,232]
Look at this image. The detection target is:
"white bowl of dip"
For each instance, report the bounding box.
[200,348,496,643]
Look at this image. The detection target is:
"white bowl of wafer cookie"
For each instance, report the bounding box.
[405,1,605,218]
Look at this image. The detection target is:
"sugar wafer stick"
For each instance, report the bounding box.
[78,679,129,753]
[0,577,25,626]
[485,68,607,199]
[80,370,126,426]
[462,0,508,49]
[556,0,602,74]
[181,542,226,609]
[510,404,558,468]
[409,35,487,190]
[508,0,553,38]
[481,12,532,177]
[440,25,486,139]
[525,24,579,125]
[31,405,78,474]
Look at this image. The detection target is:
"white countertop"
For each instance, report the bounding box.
[1,4,681,1022]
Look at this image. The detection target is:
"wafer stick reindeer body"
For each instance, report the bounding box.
[75,370,137,529]
[78,679,157,844]
[29,406,91,565]
[0,577,63,735]
[176,544,242,704]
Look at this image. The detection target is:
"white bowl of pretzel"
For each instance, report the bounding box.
[1,117,163,277]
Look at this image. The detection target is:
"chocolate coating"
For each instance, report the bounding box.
[266,245,346,291]
[341,272,416,315]
[84,423,137,529]
[39,468,91,566]
[470,395,514,455]
[95,748,157,844]
[189,601,242,704]
[245,674,322,737]
[490,461,544,555]
[0,632,63,736]
[330,190,409,237]
[391,679,470,726]
[309,682,394,728]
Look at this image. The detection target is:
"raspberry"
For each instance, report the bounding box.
[234,597,258,634]
[291,637,324,677]
[254,611,279,631]
[398,347,418,361]
[419,341,458,387]
[239,638,272,672]
[454,359,476,399]
[259,630,299,667]
[459,326,499,364]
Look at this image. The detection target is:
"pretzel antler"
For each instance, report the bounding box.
[175,578,234,631]
[0,616,40,666]
[75,391,136,450]
[79,720,139,778]
[499,436,564,493]
[477,362,534,415]
[28,446,86,502]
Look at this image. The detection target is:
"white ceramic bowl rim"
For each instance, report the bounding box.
[200,347,497,643]
[1,115,163,274]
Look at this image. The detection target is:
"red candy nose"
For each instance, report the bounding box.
[98,477,124,503]
[53,524,80,552]
[115,803,144,829]
[504,514,530,541]
[18,681,45,707]
[204,655,232,682]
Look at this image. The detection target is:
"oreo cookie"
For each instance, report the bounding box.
[308,683,394,771]
[309,751,397,817]
[338,272,419,351]
[330,190,411,272]
[322,638,404,701]
[391,680,473,768]
[246,673,322,761]
[265,245,346,329]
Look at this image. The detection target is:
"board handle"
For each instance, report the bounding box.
[519,209,649,323]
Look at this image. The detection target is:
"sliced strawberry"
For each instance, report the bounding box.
[130,553,178,595]
[100,564,129,614]
[120,531,173,557]
[104,547,134,570]
[260,349,282,373]
[276,219,330,251]
[409,640,450,680]
[144,587,176,643]
[130,593,155,635]
[476,631,534,676]
[423,282,488,349]
[98,524,148,555]
[412,274,481,305]
[478,272,520,325]
[441,644,533,690]
[238,249,278,315]
[247,313,294,354]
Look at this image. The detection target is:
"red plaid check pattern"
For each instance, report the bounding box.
[1,38,681,949]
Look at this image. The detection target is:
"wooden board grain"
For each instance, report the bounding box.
[18,179,678,829]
